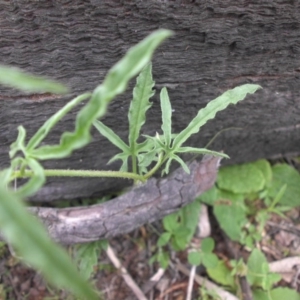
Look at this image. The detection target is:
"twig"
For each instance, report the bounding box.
[186,265,196,300]
[106,244,147,300]
[176,262,239,300]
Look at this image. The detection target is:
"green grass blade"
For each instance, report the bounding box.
[173,84,261,150]
[160,87,172,147]
[94,120,130,153]
[128,63,155,150]
[31,29,173,160]
[0,65,68,94]
[176,147,229,159]
[27,93,91,151]
[0,186,98,300]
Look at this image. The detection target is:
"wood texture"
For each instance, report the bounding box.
[1,1,300,201]
[26,156,221,244]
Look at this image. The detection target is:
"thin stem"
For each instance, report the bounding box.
[143,153,164,180]
[13,169,145,182]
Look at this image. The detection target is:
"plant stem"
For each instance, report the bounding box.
[13,169,145,182]
[143,153,164,180]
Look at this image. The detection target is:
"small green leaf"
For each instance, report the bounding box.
[201,237,215,253]
[160,87,172,148]
[247,249,268,287]
[217,163,265,194]
[172,84,261,151]
[188,251,202,266]
[157,232,172,247]
[163,213,180,232]
[0,186,98,300]
[197,186,218,205]
[74,241,102,280]
[202,253,219,269]
[207,260,236,288]
[267,164,300,207]
[0,65,68,94]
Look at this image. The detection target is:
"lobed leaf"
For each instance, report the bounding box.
[128,63,155,150]
[173,84,261,151]
[31,29,173,160]
[0,65,68,94]
[0,186,98,300]
[160,87,172,148]
[176,147,229,159]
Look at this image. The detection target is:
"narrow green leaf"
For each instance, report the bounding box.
[171,155,190,174]
[160,87,172,147]
[173,84,261,150]
[107,153,129,172]
[0,186,98,300]
[128,63,155,150]
[93,120,130,153]
[31,29,173,160]
[9,126,27,158]
[0,65,68,94]
[176,147,229,159]
[27,93,91,151]
[14,158,45,198]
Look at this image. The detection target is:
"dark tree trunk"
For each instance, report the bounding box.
[1,1,300,202]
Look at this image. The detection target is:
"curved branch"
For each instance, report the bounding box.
[28,155,221,245]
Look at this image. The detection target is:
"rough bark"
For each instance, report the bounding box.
[1,1,300,201]
[22,156,220,245]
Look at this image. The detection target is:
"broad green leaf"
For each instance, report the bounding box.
[0,65,68,94]
[188,251,202,266]
[31,29,173,160]
[252,159,272,186]
[173,84,261,150]
[93,120,130,153]
[74,241,102,280]
[14,158,45,198]
[267,164,300,207]
[27,93,91,151]
[213,190,247,241]
[0,186,98,300]
[160,87,172,147]
[197,186,218,205]
[253,288,300,300]
[217,163,265,194]
[128,63,155,150]
[207,260,236,288]
[176,147,229,159]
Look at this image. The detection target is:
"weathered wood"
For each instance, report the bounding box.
[1,1,300,201]
[24,156,220,245]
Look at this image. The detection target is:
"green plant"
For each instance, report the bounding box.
[0,29,262,297]
[198,159,300,247]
